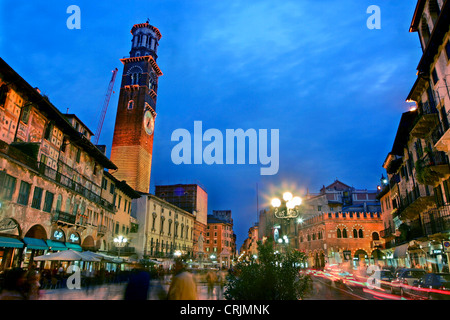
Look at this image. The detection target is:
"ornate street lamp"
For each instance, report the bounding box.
[271,192,302,219]
[113,235,127,258]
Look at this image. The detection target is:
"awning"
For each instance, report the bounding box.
[46,240,68,251]
[393,243,409,259]
[0,236,24,248]
[23,237,48,250]
[65,243,82,252]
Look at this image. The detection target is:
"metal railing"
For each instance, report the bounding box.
[422,205,450,235]
[380,226,395,239]
[422,151,449,167]
[98,225,107,234]
[52,210,76,224]
[38,162,115,212]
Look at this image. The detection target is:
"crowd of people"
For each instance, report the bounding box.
[0,259,231,300]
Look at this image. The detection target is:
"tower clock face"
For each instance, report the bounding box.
[143,110,155,135]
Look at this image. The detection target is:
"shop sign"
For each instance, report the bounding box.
[0,218,19,235]
[443,241,450,252]
[432,249,442,255]
[68,233,80,243]
[52,229,64,241]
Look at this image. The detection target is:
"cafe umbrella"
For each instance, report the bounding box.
[82,251,123,263]
[34,249,100,262]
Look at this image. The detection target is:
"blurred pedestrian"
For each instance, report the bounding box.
[167,259,197,300]
[124,263,151,300]
[26,266,41,300]
[206,270,217,299]
[216,269,226,300]
[57,264,65,275]
[0,268,28,300]
[83,268,95,295]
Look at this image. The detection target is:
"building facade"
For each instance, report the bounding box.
[239,223,259,260]
[297,212,384,269]
[155,184,208,258]
[379,0,450,273]
[302,180,381,217]
[133,194,195,267]
[0,58,139,271]
[257,180,381,251]
[205,212,234,268]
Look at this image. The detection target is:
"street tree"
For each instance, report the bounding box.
[225,239,312,300]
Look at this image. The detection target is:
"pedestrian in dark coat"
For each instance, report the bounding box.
[124,264,151,300]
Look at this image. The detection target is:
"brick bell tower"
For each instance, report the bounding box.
[110,21,162,193]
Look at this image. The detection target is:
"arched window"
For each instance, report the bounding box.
[151,212,157,231]
[359,229,364,238]
[127,100,134,110]
[160,216,165,234]
[337,228,342,238]
[372,232,379,241]
[130,71,141,85]
[353,229,358,238]
[342,228,348,238]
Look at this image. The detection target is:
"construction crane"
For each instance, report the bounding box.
[93,68,118,145]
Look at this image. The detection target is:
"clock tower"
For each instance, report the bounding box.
[110,22,162,193]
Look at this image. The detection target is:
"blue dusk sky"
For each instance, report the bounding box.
[0,1,422,248]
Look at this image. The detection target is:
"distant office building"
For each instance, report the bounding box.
[212,210,233,224]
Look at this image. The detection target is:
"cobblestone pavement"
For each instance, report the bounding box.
[39,280,225,300]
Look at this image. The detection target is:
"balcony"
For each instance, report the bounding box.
[391,218,427,246]
[386,158,402,175]
[52,210,76,227]
[380,226,396,240]
[38,162,115,213]
[415,151,450,186]
[422,205,450,239]
[97,225,107,236]
[397,186,435,221]
[410,102,439,139]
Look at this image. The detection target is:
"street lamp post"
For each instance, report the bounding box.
[113,235,127,258]
[271,192,303,248]
[271,192,302,219]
